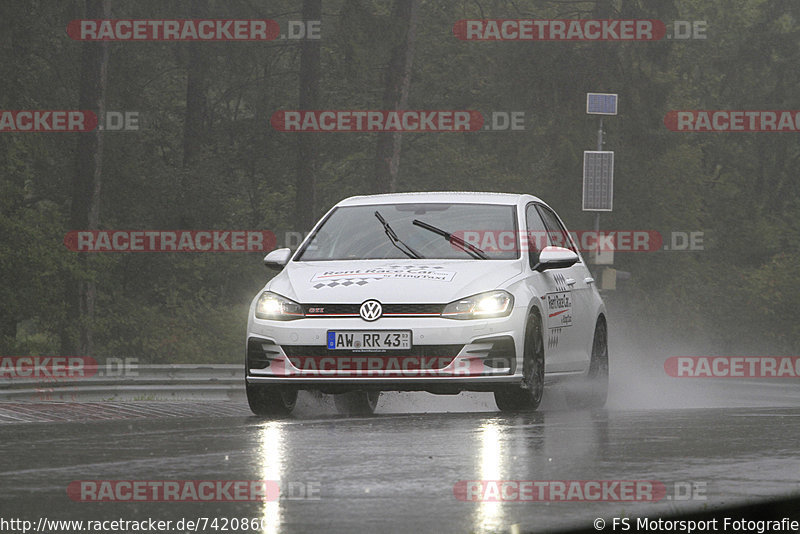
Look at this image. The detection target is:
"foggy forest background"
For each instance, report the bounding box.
[1,0,798,363]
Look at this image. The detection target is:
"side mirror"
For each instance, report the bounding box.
[533,246,578,272]
[264,248,292,269]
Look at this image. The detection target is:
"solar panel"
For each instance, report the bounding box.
[586,93,618,115]
[582,151,614,211]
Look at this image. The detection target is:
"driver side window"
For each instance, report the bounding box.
[525,204,548,269]
[536,205,577,253]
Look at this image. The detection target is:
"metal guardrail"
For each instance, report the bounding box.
[0,364,245,401]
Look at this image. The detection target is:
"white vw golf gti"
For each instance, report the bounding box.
[246,192,608,415]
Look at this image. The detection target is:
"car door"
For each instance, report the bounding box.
[526,203,590,373]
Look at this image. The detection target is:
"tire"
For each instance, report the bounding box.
[494,310,545,412]
[566,316,609,409]
[246,383,298,417]
[334,390,380,415]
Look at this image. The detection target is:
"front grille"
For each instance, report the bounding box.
[384,303,445,315]
[303,303,445,317]
[304,304,359,315]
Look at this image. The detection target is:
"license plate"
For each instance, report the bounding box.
[327,330,411,350]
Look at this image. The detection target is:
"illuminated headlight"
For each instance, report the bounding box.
[255,292,304,320]
[441,290,514,320]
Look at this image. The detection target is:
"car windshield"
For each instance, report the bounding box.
[296,203,518,261]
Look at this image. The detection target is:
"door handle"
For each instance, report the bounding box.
[566,278,576,286]
[584,277,595,284]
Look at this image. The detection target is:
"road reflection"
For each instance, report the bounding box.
[469,410,611,531]
[258,422,284,534]
[476,419,503,531]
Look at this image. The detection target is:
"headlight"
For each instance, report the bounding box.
[441,290,514,320]
[255,292,304,320]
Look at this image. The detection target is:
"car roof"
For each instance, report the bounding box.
[336,191,543,206]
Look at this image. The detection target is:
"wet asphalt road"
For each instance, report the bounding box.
[2,325,800,534]
[1,394,800,534]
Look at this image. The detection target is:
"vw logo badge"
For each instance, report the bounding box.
[359,300,382,321]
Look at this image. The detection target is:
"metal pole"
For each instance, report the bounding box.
[597,117,603,151]
[594,117,602,257]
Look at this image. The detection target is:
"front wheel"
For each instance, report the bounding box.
[494,310,545,412]
[566,316,609,409]
[246,383,297,417]
[334,390,380,415]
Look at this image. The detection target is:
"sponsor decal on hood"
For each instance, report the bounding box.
[267,259,524,304]
[310,264,455,289]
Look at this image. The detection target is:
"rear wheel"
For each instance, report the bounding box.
[494,310,545,412]
[334,390,380,415]
[566,316,609,409]
[246,383,297,417]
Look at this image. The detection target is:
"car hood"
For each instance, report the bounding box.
[267,259,523,303]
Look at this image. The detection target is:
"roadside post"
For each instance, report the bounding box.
[584,93,617,289]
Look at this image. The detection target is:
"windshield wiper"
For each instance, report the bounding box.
[374,211,424,259]
[412,219,488,260]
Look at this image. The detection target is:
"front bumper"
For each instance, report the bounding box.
[245,312,526,392]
